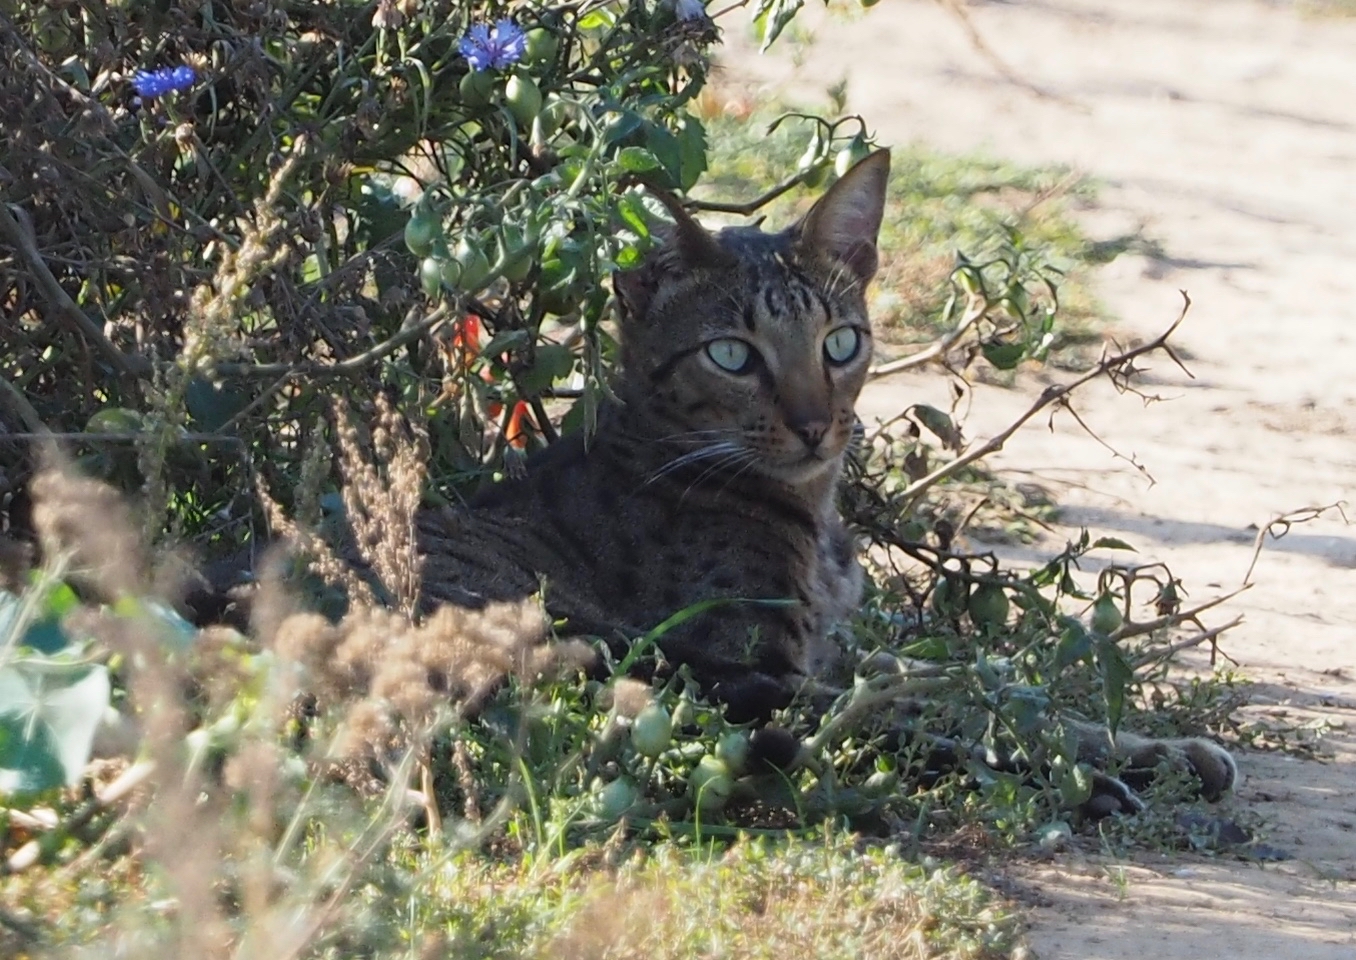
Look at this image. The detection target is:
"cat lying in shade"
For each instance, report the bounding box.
[408,150,1237,812]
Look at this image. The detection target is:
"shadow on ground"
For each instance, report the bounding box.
[984,505,1356,570]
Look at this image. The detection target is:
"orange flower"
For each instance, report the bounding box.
[504,400,533,450]
[453,313,482,349]
[448,314,482,371]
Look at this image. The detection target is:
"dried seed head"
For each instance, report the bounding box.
[30,467,147,599]
[608,678,654,720]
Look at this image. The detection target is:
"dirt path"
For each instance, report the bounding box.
[721,2,1356,956]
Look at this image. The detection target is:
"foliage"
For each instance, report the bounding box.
[0,515,1241,958]
[2,0,731,533]
[0,0,1258,957]
[0,0,1108,544]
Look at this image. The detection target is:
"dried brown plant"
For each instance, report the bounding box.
[29,461,148,599]
[332,392,428,616]
[271,597,590,762]
[255,471,377,609]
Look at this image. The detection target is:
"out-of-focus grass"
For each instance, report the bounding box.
[1,822,1022,959]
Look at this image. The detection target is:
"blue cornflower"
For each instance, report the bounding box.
[131,65,197,98]
[459,19,527,72]
[673,0,710,20]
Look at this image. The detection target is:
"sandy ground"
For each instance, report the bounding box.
[721,1,1356,956]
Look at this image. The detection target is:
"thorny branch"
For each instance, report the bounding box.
[683,170,814,216]
[1056,398,1154,485]
[211,304,452,380]
[1242,501,1350,586]
[887,291,1195,509]
[1112,586,1249,643]
[0,370,49,434]
[934,0,1082,108]
[0,201,151,378]
[868,293,988,379]
[1133,615,1245,671]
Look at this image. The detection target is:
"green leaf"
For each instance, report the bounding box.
[898,635,949,661]
[674,115,708,192]
[0,588,75,656]
[38,580,80,620]
[111,596,198,650]
[1054,617,1092,671]
[577,8,615,31]
[1090,536,1137,552]
[85,407,144,434]
[0,662,111,797]
[1005,685,1050,735]
[603,110,645,147]
[981,340,1025,371]
[641,121,682,190]
[1056,762,1094,808]
[911,404,962,451]
[615,194,652,241]
[1094,636,1133,734]
[519,343,575,395]
[615,146,660,173]
[755,0,807,51]
[478,328,531,359]
[186,376,250,432]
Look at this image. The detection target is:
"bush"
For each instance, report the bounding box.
[1,0,722,527]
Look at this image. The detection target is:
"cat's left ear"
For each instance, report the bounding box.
[795,149,890,285]
[614,188,732,321]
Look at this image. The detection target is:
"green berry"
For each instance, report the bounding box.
[630,703,672,758]
[505,73,543,127]
[1090,593,1124,635]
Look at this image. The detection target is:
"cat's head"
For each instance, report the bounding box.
[614,150,890,488]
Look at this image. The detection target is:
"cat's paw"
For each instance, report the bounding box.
[1174,737,1239,802]
[1117,733,1239,802]
[1079,771,1146,820]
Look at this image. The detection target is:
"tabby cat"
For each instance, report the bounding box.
[415,151,1237,806]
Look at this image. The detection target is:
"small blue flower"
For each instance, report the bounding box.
[132,65,197,98]
[459,19,527,72]
[673,0,710,21]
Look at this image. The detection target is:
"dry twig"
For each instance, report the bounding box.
[890,292,1194,509]
[1243,501,1350,586]
[0,201,150,378]
[868,293,988,378]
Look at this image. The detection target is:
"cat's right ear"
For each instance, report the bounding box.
[795,148,891,286]
[614,191,731,320]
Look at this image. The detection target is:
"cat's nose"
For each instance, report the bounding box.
[790,418,830,450]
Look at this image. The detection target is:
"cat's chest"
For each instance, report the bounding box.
[618,490,861,667]
[799,519,863,676]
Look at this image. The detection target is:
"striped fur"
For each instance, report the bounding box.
[417,153,892,719]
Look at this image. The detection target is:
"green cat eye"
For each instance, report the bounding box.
[823,326,861,365]
[705,338,754,374]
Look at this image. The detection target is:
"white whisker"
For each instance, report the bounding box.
[643,440,743,485]
[678,447,758,502]
[713,450,763,499]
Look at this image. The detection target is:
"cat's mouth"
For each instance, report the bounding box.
[765,449,839,484]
